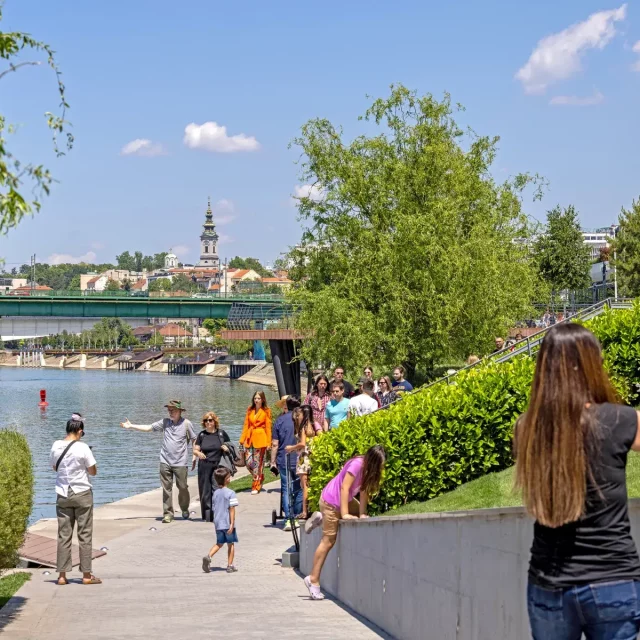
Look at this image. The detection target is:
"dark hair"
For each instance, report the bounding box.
[214,467,231,487]
[515,323,617,528]
[66,414,84,435]
[292,405,313,439]
[312,374,330,396]
[331,381,344,391]
[360,445,386,496]
[250,391,268,412]
[362,380,375,393]
[393,365,404,376]
[286,395,301,411]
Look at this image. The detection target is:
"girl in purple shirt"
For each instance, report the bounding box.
[303,445,386,600]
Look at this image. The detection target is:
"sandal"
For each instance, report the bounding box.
[57,577,68,586]
[82,575,102,585]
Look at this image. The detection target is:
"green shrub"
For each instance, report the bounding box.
[0,432,33,573]
[308,301,640,514]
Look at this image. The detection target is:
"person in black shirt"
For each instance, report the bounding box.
[330,367,355,398]
[514,323,640,640]
[192,411,230,522]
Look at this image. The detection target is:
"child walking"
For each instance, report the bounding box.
[304,445,386,600]
[202,468,239,574]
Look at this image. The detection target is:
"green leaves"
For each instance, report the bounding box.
[612,198,640,298]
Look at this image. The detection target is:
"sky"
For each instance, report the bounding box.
[1,0,639,269]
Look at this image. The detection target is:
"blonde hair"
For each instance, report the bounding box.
[201,411,220,430]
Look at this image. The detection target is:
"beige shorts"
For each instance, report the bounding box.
[319,498,360,542]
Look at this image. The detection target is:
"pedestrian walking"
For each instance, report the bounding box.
[515,323,640,640]
[304,374,330,431]
[202,468,239,574]
[192,411,230,522]
[376,375,399,408]
[323,382,350,431]
[239,391,272,494]
[348,379,378,417]
[270,395,303,530]
[50,413,101,585]
[289,404,321,520]
[304,445,386,600]
[120,400,196,523]
[391,366,413,392]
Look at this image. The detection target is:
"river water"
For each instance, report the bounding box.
[0,368,278,522]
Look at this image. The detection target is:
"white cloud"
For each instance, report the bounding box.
[632,40,640,71]
[172,245,190,258]
[183,122,260,153]
[549,90,605,106]
[90,241,105,250]
[48,251,97,265]
[213,199,236,225]
[120,139,167,157]
[515,4,627,94]
[215,198,234,211]
[218,234,234,245]
[292,184,324,203]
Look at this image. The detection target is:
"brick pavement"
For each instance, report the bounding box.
[0,482,389,639]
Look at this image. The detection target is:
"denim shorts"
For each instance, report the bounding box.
[216,529,238,545]
[527,579,640,640]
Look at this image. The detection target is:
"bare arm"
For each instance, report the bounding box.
[120,418,153,432]
[228,506,236,533]
[323,418,329,432]
[340,472,357,519]
[87,464,97,477]
[359,490,369,517]
[631,411,640,452]
[270,439,279,470]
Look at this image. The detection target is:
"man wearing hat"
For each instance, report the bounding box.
[121,400,197,523]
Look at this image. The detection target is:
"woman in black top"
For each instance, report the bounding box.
[515,323,640,640]
[192,411,230,522]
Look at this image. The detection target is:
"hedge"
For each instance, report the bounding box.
[0,431,33,573]
[308,301,640,514]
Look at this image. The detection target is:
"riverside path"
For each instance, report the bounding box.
[0,475,388,639]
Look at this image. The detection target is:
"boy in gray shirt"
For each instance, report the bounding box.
[202,467,239,573]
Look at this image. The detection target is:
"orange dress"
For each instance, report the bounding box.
[239,407,272,450]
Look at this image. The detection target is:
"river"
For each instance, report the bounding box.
[0,368,278,522]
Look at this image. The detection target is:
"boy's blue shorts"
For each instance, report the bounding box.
[216,529,238,545]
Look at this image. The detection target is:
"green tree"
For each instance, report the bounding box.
[149,330,164,347]
[134,251,143,272]
[533,205,591,291]
[171,273,196,293]
[289,85,543,379]
[115,251,136,271]
[104,278,120,291]
[149,277,172,292]
[612,198,640,297]
[228,256,273,278]
[0,6,72,234]
[68,274,81,290]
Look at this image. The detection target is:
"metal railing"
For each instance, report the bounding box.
[0,289,286,301]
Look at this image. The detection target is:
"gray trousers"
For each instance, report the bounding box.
[160,463,190,517]
[56,488,93,573]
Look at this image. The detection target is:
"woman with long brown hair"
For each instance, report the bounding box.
[239,391,272,494]
[515,323,640,639]
[192,411,230,521]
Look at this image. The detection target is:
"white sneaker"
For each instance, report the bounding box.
[304,511,323,534]
[283,520,292,531]
[251,490,258,495]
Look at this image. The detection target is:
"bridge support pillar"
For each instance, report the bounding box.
[269,340,300,398]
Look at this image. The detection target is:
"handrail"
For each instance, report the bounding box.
[0,289,286,302]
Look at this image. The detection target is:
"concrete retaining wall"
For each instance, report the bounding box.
[300,500,640,640]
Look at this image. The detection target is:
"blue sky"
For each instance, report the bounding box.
[1,0,639,269]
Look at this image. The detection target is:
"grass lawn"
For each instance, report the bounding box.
[385,452,640,517]
[229,468,278,493]
[0,572,31,610]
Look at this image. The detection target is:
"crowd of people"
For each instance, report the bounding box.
[48,327,640,638]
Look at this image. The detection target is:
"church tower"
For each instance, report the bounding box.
[196,197,220,269]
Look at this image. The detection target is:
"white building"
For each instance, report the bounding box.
[582,225,618,261]
[196,198,220,270]
[164,250,178,269]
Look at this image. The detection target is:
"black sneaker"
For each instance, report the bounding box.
[226,565,238,573]
[202,556,211,573]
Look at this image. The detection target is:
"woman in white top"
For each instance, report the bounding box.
[49,414,101,585]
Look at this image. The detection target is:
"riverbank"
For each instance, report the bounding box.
[1,474,386,639]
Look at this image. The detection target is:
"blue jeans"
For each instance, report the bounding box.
[528,580,640,640]
[279,465,302,519]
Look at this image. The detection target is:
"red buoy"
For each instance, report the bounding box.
[38,389,49,407]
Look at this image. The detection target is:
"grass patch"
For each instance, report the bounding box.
[0,572,31,610]
[229,469,278,493]
[385,452,640,517]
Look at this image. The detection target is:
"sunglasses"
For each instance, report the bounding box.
[204,418,215,423]
[379,380,387,385]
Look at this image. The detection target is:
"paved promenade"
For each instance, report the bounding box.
[0,476,388,639]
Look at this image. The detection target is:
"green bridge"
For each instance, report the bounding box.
[0,291,288,320]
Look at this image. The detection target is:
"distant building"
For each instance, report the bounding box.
[582,225,618,261]
[196,198,220,270]
[261,276,293,290]
[165,250,178,269]
[0,278,28,293]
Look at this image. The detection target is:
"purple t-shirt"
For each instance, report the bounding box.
[321,457,364,509]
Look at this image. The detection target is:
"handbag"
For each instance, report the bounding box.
[234,443,247,468]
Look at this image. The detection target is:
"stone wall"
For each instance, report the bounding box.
[300,500,640,640]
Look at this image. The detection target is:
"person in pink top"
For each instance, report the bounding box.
[303,445,386,600]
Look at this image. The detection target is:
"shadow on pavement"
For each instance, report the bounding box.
[0,595,27,632]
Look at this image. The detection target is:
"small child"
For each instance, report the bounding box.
[202,467,239,574]
[303,444,386,600]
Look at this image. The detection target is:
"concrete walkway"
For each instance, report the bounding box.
[0,478,389,639]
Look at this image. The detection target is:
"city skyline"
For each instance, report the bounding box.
[1,0,639,268]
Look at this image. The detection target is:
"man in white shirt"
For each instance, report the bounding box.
[348,380,379,418]
[120,399,196,523]
[50,413,101,586]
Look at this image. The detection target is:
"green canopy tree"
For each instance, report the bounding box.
[289,85,543,379]
[149,277,172,292]
[612,198,640,297]
[533,205,591,291]
[171,273,197,293]
[104,279,120,291]
[228,256,272,278]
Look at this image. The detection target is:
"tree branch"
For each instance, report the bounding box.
[0,60,42,81]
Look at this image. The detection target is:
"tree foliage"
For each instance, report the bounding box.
[0,4,72,234]
[15,262,114,289]
[533,205,591,291]
[171,273,198,293]
[612,197,640,297]
[115,251,167,272]
[104,278,120,291]
[228,256,272,278]
[149,277,172,292]
[289,85,542,379]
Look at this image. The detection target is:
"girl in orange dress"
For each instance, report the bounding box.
[239,391,272,494]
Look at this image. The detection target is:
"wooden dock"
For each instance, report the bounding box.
[114,349,164,371]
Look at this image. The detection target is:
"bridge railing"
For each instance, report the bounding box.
[0,289,286,301]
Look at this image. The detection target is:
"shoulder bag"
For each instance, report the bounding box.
[55,441,77,471]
